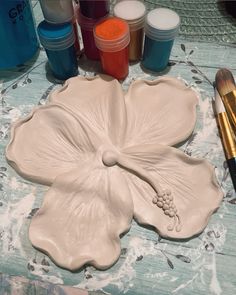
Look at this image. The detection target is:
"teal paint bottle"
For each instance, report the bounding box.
[0,0,39,69]
[142,8,180,72]
[37,21,78,80]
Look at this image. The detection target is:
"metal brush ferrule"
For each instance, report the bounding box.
[217,112,236,159]
[222,90,236,132]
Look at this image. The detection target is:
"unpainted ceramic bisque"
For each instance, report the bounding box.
[6,75,223,271]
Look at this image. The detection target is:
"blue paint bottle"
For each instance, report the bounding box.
[142,8,180,72]
[0,0,39,69]
[37,21,78,80]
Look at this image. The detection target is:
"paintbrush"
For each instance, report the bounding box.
[214,87,236,191]
[215,68,236,132]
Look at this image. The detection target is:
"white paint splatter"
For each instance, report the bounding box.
[75,236,160,293]
[2,103,35,123]
[28,259,64,285]
[0,189,35,255]
[9,278,27,295]
[0,122,9,139]
[172,273,199,293]
[8,177,29,190]
[173,223,226,294]
[144,272,168,280]
[6,108,22,122]
[208,253,222,295]
[188,94,219,156]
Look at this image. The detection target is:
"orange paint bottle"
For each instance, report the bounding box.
[94,17,130,80]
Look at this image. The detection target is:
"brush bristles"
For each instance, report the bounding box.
[215,68,236,96]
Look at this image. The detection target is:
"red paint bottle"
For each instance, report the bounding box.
[79,0,109,18]
[94,17,130,80]
[77,9,108,60]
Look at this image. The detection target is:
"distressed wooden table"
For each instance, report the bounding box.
[1,1,236,295]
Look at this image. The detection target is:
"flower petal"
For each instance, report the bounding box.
[6,104,109,185]
[29,161,133,270]
[50,75,127,147]
[121,144,223,239]
[124,77,198,147]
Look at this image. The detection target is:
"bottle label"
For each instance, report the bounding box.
[8,1,28,24]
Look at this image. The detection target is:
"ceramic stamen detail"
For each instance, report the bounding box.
[102,148,181,232]
[152,190,181,232]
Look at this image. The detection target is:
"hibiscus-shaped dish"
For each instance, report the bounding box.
[6,75,223,271]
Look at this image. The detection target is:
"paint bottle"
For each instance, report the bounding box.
[113,0,146,62]
[72,4,81,54]
[79,0,110,19]
[94,17,130,80]
[77,9,108,60]
[37,21,78,80]
[0,0,39,69]
[142,8,180,72]
[72,15,81,54]
[39,0,74,24]
[39,0,81,55]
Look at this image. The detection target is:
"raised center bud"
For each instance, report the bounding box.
[102,150,118,167]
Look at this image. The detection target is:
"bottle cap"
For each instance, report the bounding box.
[37,21,75,50]
[94,17,130,52]
[114,0,146,31]
[79,0,109,19]
[77,8,108,31]
[145,8,180,41]
[39,0,74,24]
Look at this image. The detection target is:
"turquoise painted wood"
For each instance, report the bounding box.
[0,1,236,294]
